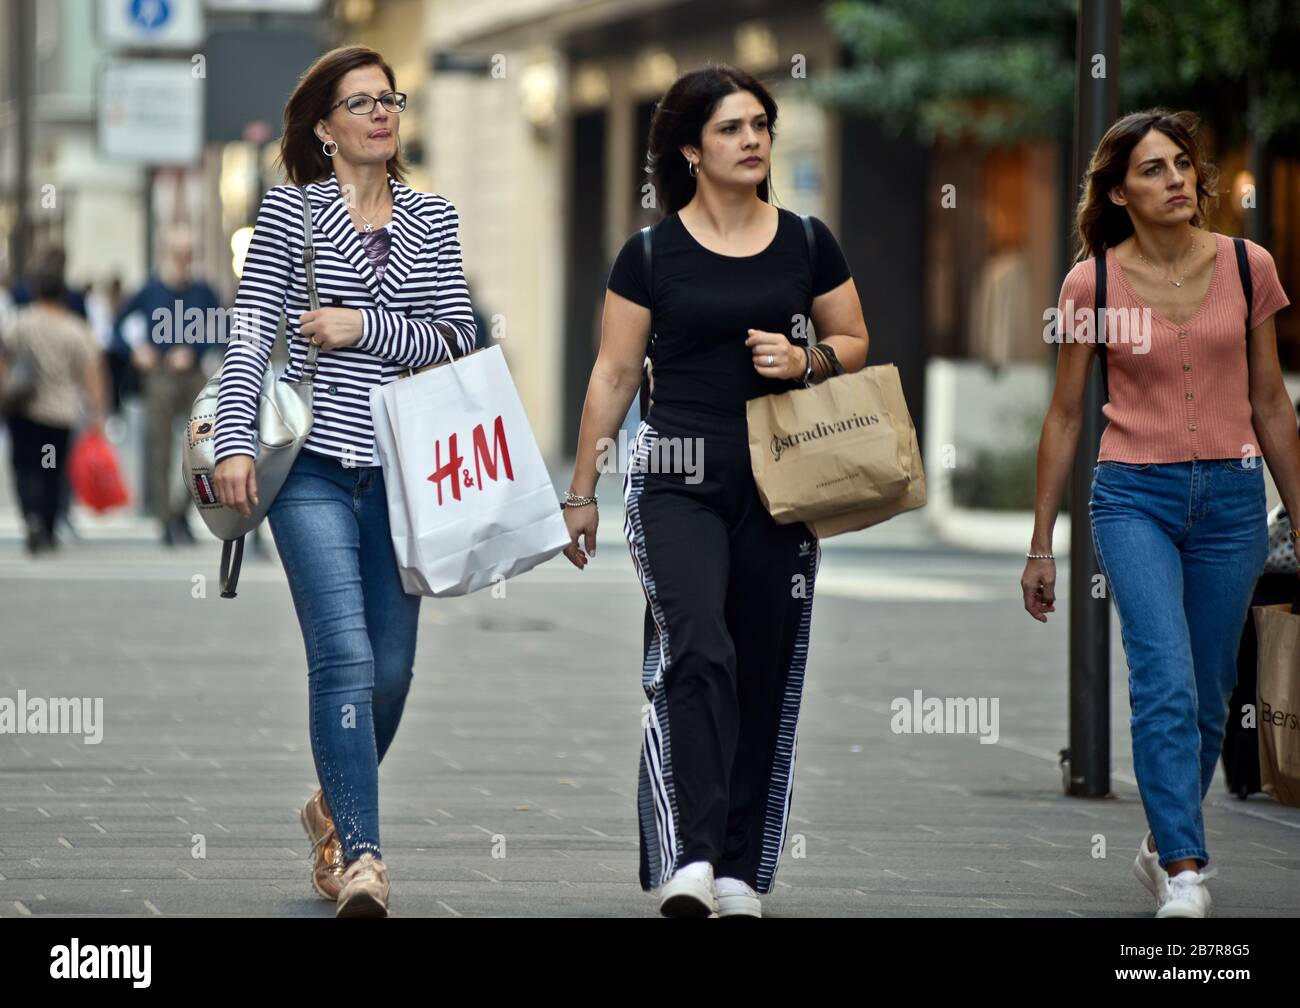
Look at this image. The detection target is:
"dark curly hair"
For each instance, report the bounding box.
[646,64,778,216]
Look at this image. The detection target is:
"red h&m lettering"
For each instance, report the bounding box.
[427,416,514,505]
[473,415,514,488]
[428,432,464,504]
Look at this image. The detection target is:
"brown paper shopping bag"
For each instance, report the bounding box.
[747,363,917,524]
[747,362,926,538]
[1252,602,1300,807]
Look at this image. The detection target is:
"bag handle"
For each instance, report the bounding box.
[402,323,456,379]
[219,536,245,599]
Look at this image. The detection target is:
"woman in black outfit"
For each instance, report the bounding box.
[563,66,869,917]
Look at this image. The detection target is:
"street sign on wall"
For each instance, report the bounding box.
[99,0,205,50]
[205,0,324,11]
[99,59,204,165]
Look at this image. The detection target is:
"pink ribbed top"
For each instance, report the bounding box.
[1057,232,1291,463]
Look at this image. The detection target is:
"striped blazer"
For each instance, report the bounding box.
[214,171,477,467]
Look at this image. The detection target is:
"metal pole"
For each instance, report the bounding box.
[1064,0,1120,798]
[11,0,32,281]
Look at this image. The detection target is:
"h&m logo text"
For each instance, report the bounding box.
[427,415,515,504]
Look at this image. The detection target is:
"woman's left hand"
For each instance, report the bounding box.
[299,307,363,351]
[746,329,803,381]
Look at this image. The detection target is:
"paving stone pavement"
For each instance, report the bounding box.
[1,531,1298,918]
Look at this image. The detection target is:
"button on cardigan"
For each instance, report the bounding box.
[1056,232,1290,463]
[214,172,478,467]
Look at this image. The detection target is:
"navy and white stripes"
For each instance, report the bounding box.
[755,536,819,894]
[214,172,477,467]
[624,420,682,889]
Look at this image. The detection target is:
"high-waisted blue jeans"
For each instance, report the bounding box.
[267,447,422,863]
[1088,458,1268,869]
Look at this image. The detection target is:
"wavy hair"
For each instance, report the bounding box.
[1072,108,1219,263]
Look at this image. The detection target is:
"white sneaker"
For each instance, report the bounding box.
[1132,831,1168,899]
[1156,868,1215,918]
[714,877,761,918]
[657,861,715,918]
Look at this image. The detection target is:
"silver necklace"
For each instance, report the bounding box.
[354,200,390,233]
[1135,236,1198,287]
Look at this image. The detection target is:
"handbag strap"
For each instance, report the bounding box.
[1096,237,1254,406]
[1095,251,1109,402]
[218,185,319,601]
[638,221,658,416]
[799,213,816,267]
[1234,236,1253,336]
[298,184,322,382]
[219,536,245,599]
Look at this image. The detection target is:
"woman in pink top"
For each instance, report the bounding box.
[1022,109,1296,918]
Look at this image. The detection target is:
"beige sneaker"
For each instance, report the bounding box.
[336,852,390,918]
[300,789,344,901]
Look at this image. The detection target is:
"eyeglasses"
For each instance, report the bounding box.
[330,91,407,115]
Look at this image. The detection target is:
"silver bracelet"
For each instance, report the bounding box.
[563,491,597,509]
[1026,552,1055,560]
[801,344,813,386]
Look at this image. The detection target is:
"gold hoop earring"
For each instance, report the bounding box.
[322,139,338,158]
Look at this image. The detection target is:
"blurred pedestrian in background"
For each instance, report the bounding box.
[86,275,130,417]
[0,265,107,555]
[115,224,222,546]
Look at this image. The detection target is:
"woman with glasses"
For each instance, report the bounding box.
[213,46,477,918]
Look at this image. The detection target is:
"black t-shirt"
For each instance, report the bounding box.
[607,207,852,439]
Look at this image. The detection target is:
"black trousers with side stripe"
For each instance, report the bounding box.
[622,417,820,895]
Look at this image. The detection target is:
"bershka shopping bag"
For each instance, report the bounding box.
[1251,600,1300,807]
[369,344,570,597]
[747,363,924,535]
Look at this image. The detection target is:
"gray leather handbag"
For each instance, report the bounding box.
[183,184,321,599]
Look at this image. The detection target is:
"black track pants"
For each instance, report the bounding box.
[622,417,820,894]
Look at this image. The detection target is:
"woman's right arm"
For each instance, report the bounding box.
[1023,266,1096,622]
[562,288,650,569]
[213,186,294,517]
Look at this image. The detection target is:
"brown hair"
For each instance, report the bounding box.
[1072,108,1219,263]
[277,46,408,186]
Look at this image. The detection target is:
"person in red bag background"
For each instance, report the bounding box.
[0,262,108,555]
[563,65,869,918]
[211,46,477,918]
